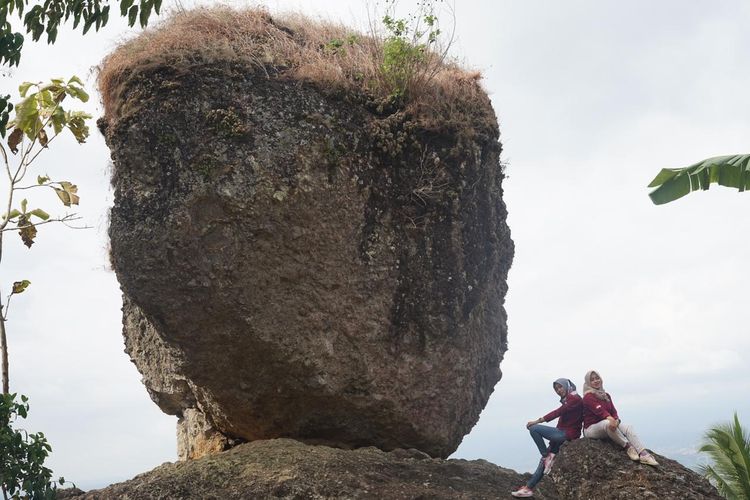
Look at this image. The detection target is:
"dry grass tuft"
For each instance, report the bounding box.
[98,6,492,127]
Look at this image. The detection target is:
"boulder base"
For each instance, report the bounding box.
[67,439,556,499]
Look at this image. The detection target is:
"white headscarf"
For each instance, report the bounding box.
[583,370,610,402]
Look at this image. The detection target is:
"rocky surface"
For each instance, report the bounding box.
[100,11,513,459]
[65,439,557,499]
[549,438,721,499]
[61,437,721,499]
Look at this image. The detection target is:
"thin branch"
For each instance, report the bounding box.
[0,178,14,233]
[0,143,8,170]
[15,182,57,190]
[0,294,8,394]
[27,130,62,165]
[3,293,13,322]
[0,214,86,233]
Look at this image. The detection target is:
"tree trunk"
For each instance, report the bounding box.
[0,312,7,394]
[0,231,7,394]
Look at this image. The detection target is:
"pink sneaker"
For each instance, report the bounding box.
[543,452,556,474]
[511,485,534,498]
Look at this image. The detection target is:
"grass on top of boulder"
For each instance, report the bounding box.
[97,6,495,135]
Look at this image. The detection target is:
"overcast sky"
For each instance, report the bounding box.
[2,0,749,490]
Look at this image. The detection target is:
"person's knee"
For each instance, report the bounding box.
[605,426,621,439]
[528,424,543,435]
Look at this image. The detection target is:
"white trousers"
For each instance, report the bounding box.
[583,420,645,453]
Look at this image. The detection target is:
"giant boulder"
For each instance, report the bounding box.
[99,7,514,458]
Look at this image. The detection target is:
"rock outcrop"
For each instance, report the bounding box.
[99,7,514,458]
[62,437,720,499]
[65,439,557,499]
[549,439,721,499]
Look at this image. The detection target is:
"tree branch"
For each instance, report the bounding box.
[0,214,86,233]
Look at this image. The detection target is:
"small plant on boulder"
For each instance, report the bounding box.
[377,0,452,101]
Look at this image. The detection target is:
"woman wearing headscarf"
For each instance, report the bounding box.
[511,378,583,498]
[582,370,658,466]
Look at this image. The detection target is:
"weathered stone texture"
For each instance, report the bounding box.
[549,438,721,499]
[103,58,512,458]
[60,438,720,499]
[68,439,557,499]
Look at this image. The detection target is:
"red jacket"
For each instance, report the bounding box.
[582,392,620,428]
[543,393,583,440]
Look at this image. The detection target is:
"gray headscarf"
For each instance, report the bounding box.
[553,378,577,403]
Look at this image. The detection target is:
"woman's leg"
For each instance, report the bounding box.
[618,423,646,453]
[527,458,545,489]
[584,419,627,447]
[528,424,567,455]
[548,434,567,454]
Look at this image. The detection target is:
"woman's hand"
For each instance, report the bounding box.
[607,416,618,430]
[526,418,543,429]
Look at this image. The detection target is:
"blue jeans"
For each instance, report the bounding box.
[528,424,566,455]
[527,457,545,489]
[525,424,566,488]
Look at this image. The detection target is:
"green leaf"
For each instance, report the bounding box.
[50,106,66,135]
[11,280,30,294]
[65,85,89,103]
[65,110,91,143]
[127,5,138,27]
[13,95,40,138]
[4,209,21,220]
[30,208,49,220]
[139,0,152,28]
[20,198,27,213]
[101,6,110,27]
[648,154,750,204]
[18,82,34,97]
[82,16,95,35]
[120,0,135,17]
[37,175,49,185]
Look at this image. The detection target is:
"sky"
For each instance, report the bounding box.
[1,0,749,490]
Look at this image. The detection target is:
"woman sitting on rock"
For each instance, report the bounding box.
[581,370,658,466]
[511,378,583,498]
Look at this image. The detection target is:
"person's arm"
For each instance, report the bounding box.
[526,416,545,429]
[542,394,581,423]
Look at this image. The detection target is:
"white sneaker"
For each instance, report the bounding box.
[511,486,534,498]
[625,444,640,461]
[639,452,659,466]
